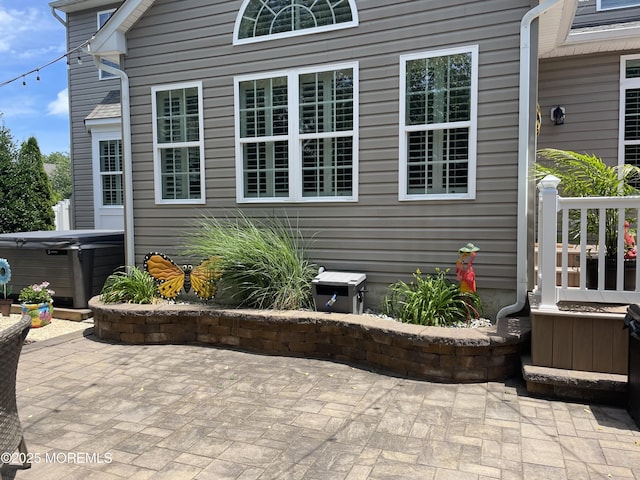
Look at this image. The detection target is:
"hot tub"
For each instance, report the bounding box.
[0,230,124,308]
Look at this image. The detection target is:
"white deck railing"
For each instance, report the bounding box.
[536,175,640,309]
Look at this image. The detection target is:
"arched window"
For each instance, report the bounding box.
[234,0,358,44]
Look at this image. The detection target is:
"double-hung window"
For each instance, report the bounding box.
[152,82,205,204]
[620,55,640,181]
[235,63,358,202]
[399,46,478,200]
[99,139,123,206]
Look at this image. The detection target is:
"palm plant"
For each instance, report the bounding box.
[536,148,640,258]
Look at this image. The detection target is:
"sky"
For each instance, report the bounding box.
[0,1,71,156]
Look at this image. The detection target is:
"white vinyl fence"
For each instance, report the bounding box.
[53,199,71,231]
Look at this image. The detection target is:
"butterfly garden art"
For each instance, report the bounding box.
[90,215,521,385]
[89,214,522,384]
[98,213,483,328]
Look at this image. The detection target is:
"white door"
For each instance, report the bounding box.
[92,130,124,230]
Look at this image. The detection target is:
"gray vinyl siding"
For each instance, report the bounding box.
[66,4,122,229]
[121,0,533,314]
[538,52,640,165]
[575,0,640,27]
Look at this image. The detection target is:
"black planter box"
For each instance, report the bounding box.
[586,258,636,290]
[625,305,640,428]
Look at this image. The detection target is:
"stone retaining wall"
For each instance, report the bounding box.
[89,298,530,383]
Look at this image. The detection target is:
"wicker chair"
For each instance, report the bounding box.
[0,316,31,469]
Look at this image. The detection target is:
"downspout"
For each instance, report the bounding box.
[50,7,66,27]
[496,0,562,320]
[91,55,136,268]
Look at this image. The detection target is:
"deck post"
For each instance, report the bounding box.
[537,175,561,310]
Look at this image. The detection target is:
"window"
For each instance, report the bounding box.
[399,46,478,200]
[99,139,123,206]
[234,0,358,45]
[597,0,640,10]
[620,55,640,183]
[97,10,119,80]
[152,82,205,204]
[235,63,358,202]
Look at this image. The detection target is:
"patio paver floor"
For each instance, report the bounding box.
[2,331,640,479]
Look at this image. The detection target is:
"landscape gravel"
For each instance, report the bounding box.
[0,314,93,343]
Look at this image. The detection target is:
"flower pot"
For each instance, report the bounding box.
[0,298,11,317]
[21,301,53,328]
[586,258,636,290]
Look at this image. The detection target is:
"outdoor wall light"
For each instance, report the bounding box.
[551,105,565,125]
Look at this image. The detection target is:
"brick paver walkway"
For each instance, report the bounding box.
[2,331,640,479]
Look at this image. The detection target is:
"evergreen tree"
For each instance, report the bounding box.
[0,126,19,233]
[0,134,56,233]
[17,137,56,231]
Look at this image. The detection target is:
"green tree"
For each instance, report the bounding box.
[0,125,16,200]
[0,134,56,233]
[0,126,19,233]
[45,151,72,201]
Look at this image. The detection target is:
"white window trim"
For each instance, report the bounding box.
[398,45,478,201]
[151,81,206,205]
[597,0,640,11]
[232,0,359,46]
[234,61,359,203]
[619,54,640,168]
[97,9,116,28]
[97,9,117,81]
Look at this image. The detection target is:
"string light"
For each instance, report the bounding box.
[0,40,90,89]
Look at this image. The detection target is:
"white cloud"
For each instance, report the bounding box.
[0,7,39,53]
[47,89,68,116]
[0,6,63,60]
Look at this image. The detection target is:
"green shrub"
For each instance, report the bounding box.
[186,213,317,310]
[383,269,483,326]
[100,266,158,304]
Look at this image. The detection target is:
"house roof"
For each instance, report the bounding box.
[49,0,120,14]
[542,20,640,57]
[85,90,122,128]
[539,0,640,58]
[85,90,121,120]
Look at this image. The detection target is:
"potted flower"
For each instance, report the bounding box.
[0,258,12,317]
[19,281,54,328]
[536,148,640,290]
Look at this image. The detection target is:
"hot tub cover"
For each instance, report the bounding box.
[0,230,124,249]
